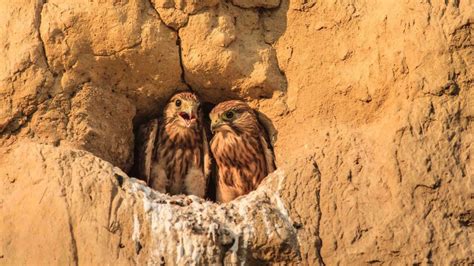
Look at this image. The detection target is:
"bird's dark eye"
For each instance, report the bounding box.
[175,99,182,107]
[224,111,234,120]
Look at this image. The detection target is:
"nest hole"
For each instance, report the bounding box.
[129,92,278,203]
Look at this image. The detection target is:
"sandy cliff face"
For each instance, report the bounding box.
[0,0,472,264]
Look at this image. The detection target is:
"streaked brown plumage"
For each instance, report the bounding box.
[209,100,275,203]
[136,92,211,198]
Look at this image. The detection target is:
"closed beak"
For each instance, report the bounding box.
[211,120,223,134]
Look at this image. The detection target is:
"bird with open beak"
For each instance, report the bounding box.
[138,91,211,198]
[163,92,200,128]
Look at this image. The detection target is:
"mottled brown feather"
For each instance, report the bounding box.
[143,92,210,198]
[136,119,159,184]
[210,100,275,203]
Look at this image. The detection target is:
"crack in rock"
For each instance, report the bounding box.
[147,0,191,89]
[36,0,52,73]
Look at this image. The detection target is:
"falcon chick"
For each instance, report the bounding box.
[136,92,211,198]
[209,100,275,203]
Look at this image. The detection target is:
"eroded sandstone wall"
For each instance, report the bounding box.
[0,0,472,264]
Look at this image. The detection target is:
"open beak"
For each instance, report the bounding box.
[178,108,197,127]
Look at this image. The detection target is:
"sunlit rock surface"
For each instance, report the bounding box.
[0,143,300,264]
[0,0,472,264]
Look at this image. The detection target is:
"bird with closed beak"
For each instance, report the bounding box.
[209,100,275,203]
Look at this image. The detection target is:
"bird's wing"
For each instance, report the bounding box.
[259,132,276,174]
[136,119,159,185]
[202,127,212,187]
[256,112,277,174]
[256,111,278,146]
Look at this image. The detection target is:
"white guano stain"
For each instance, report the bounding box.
[126,168,299,264]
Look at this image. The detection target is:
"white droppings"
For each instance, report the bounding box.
[261,207,275,237]
[230,232,240,264]
[208,222,219,243]
[132,213,140,242]
[176,236,184,262]
[143,200,152,213]
[126,170,299,264]
[276,169,286,192]
[274,195,290,219]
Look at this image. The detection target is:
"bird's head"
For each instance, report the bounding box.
[164,92,201,129]
[209,100,258,135]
